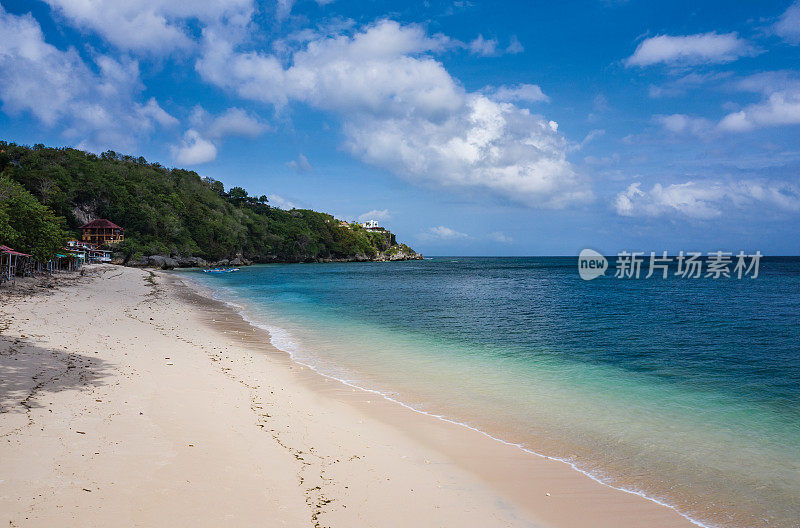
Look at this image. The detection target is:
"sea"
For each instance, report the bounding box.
[185,257,800,528]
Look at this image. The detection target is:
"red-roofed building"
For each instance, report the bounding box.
[1,245,32,282]
[79,219,124,246]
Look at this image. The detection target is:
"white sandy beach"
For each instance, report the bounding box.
[0,265,698,527]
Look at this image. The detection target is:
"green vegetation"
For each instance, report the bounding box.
[0,175,68,261]
[0,141,419,263]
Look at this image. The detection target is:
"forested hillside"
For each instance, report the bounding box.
[0,142,419,263]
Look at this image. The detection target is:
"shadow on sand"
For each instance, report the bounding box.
[0,336,115,416]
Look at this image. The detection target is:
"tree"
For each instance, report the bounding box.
[0,142,418,263]
[228,186,248,204]
[0,176,67,261]
[203,177,225,195]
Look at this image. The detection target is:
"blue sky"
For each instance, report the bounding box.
[1,0,799,255]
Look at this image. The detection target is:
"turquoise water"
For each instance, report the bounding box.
[186,257,800,527]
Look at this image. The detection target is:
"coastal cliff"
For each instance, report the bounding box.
[0,141,422,265]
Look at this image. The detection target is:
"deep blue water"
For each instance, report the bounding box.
[187,257,800,527]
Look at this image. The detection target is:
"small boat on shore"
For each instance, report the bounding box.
[203,268,240,274]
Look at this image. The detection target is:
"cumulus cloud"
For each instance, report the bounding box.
[42,0,254,54]
[357,209,390,222]
[614,180,800,219]
[172,106,267,164]
[419,226,469,240]
[171,129,217,164]
[626,32,757,67]
[286,153,313,172]
[0,7,175,150]
[487,84,549,103]
[774,1,800,45]
[646,71,800,134]
[196,20,590,208]
[718,72,800,132]
[719,93,800,131]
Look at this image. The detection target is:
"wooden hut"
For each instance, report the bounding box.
[79,219,124,246]
[0,245,32,283]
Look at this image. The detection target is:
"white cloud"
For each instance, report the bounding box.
[488,84,549,103]
[614,180,800,219]
[648,71,800,133]
[468,35,498,56]
[653,113,713,136]
[625,32,756,67]
[574,129,605,151]
[506,35,524,54]
[419,226,469,240]
[733,70,800,95]
[774,1,800,45]
[276,0,294,21]
[139,98,180,127]
[357,209,390,222]
[172,106,266,165]
[718,88,800,132]
[172,129,218,164]
[268,194,298,210]
[467,35,523,56]
[42,0,254,54]
[0,7,175,150]
[286,153,313,172]
[488,231,513,243]
[196,20,590,208]
[191,106,267,139]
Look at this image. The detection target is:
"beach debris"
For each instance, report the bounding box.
[545,492,551,497]
[82,488,92,492]
[188,444,194,447]
[76,431,86,434]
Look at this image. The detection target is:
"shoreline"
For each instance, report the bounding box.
[172,271,704,528]
[178,273,713,528]
[1,265,698,527]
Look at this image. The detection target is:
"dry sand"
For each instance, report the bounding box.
[0,264,698,527]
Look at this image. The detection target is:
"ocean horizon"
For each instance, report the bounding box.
[184,256,800,528]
